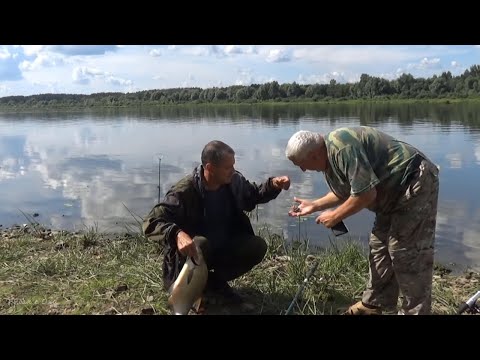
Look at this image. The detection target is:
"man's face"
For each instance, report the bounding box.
[291,151,324,172]
[212,153,236,184]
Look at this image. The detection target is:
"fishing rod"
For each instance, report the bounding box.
[457,290,480,314]
[286,204,318,315]
[157,156,162,204]
[285,259,319,315]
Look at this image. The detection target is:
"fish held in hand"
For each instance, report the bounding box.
[167,245,208,315]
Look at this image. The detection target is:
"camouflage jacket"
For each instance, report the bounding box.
[142,165,282,288]
[324,126,435,213]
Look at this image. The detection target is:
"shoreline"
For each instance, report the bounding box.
[1,97,480,113]
[2,222,478,274]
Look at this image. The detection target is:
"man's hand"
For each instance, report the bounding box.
[288,196,316,217]
[272,176,291,191]
[315,210,341,228]
[176,230,198,261]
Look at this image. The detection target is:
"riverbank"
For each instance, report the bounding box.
[0,224,478,315]
[1,97,480,114]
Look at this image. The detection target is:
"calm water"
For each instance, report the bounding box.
[1,103,480,272]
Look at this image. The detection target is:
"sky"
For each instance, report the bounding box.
[0,45,479,97]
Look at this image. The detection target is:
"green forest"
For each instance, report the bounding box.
[1,65,480,109]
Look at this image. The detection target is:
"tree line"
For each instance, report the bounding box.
[1,65,480,108]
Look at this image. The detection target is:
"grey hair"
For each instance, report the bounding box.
[285,130,324,162]
[201,140,235,166]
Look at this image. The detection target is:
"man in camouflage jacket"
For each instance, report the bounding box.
[285,126,439,315]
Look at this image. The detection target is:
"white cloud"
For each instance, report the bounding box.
[19,53,65,71]
[223,45,254,56]
[71,66,132,87]
[186,46,209,56]
[292,45,414,66]
[378,72,400,81]
[149,48,162,57]
[421,57,440,66]
[21,45,47,56]
[376,68,406,80]
[234,68,276,86]
[224,45,243,54]
[106,76,132,86]
[266,48,291,63]
[407,57,441,70]
[297,71,346,84]
[183,45,223,57]
[72,66,106,84]
[0,47,11,60]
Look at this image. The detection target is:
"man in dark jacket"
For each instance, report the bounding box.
[142,140,291,303]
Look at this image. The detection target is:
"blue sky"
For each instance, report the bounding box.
[0,45,479,97]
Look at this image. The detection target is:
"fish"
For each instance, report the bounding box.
[167,243,209,315]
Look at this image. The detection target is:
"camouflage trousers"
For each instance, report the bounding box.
[362,159,440,315]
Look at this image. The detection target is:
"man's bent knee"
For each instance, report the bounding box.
[192,236,212,266]
[252,236,268,265]
[193,235,208,248]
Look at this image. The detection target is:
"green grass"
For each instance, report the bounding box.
[0,229,168,315]
[0,224,478,315]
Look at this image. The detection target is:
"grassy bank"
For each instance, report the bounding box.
[1,97,480,113]
[0,224,478,315]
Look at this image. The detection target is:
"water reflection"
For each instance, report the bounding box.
[1,102,480,272]
[3,101,480,127]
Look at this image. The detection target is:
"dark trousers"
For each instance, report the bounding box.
[193,234,267,285]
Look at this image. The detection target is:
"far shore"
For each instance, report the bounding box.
[1,97,480,114]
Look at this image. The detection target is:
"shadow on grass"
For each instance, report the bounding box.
[198,284,357,315]
[317,288,357,315]
[200,285,294,315]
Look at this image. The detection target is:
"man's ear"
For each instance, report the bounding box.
[205,162,213,172]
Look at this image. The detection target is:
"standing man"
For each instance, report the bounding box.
[143,140,290,304]
[285,126,439,315]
